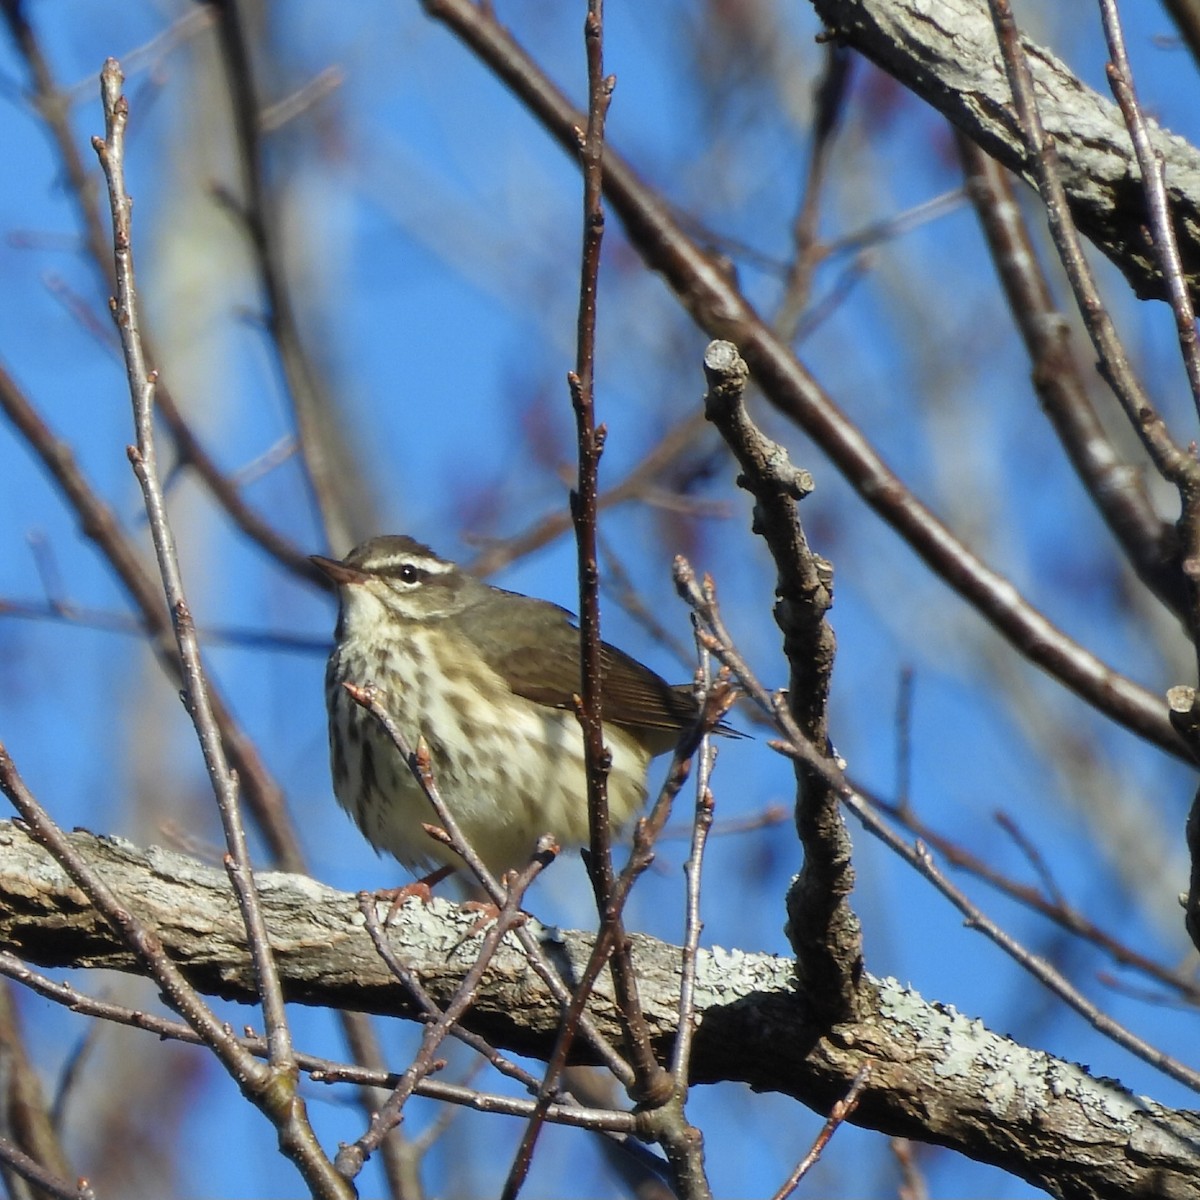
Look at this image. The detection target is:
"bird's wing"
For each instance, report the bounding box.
[452,589,699,732]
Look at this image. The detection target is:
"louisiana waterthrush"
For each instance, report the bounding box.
[312,535,707,880]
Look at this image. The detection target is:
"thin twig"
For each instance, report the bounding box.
[892,1138,930,1200]
[467,407,710,580]
[90,58,348,1197]
[259,65,344,133]
[869,791,1200,1006]
[503,684,731,1200]
[773,41,852,341]
[0,953,644,1137]
[209,0,358,553]
[894,667,914,814]
[0,749,336,1168]
[352,899,577,1102]
[676,581,1200,1095]
[568,0,679,1120]
[671,644,717,1086]
[509,10,655,1186]
[985,0,1197,488]
[660,803,788,842]
[0,358,414,1198]
[0,979,74,1193]
[94,51,294,1072]
[505,680,733,1200]
[342,684,512,907]
[0,594,325,654]
[569,0,614,905]
[956,133,1183,617]
[1094,0,1200,683]
[993,812,1065,909]
[507,7,712,1195]
[1098,0,1200,424]
[341,683,633,1083]
[770,1066,870,1200]
[422,0,1189,760]
[0,362,304,867]
[671,188,962,289]
[338,849,548,1179]
[64,8,215,104]
[0,1136,92,1200]
[1,4,331,587]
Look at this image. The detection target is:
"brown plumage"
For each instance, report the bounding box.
[314,536,715,878]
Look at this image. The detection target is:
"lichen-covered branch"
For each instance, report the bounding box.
[0,822,1195,1200]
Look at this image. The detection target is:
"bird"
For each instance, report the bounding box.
[312,535,714,884]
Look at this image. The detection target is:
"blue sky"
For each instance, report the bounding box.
[2,2,1199,1197]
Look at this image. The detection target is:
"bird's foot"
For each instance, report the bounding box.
[378,864,456,923]
[461,899,528,936]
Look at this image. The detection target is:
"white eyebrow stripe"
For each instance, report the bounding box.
[376,555,452,575]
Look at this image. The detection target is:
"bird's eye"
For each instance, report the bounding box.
[399,563,419,584]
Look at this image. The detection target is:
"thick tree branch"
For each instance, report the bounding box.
[0,823,1196,1200]
[809,0,1200,304]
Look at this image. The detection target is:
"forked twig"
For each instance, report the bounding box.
[339,850,548,1179]
[341,682,634,1085]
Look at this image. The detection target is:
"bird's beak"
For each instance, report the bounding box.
[310,554,369,586]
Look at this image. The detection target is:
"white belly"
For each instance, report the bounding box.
[328,629,653,877]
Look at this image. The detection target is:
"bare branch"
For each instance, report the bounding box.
[0,362,305,867]
[90,58,346,1198]
[338,852,544,1181]
[0,979,74,1198]
[773,41,852,341]
[208,0,364,553]
[0,3,332,586]
[956,133,1184,616]
[1098,0,1200,425]
[93,49,295,1066]
[698,341,861,1019]
[770,1065,870,1200]
[0,1136,92,1200]
[810,0,1200,305]
[0,822,1194,1200]
[0,953,643,1140]
[420,0,1188,760]
[670,654,717,1087]
[984,0,1196,489]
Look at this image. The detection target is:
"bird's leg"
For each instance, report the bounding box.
[461,870,537,935]
[380,863,456,922]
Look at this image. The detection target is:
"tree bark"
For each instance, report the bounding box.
[809,0,1200,303]
[0,822,1195,1200]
